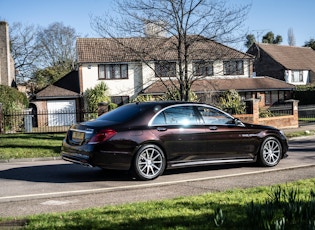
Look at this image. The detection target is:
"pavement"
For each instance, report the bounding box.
[282,123,315,136]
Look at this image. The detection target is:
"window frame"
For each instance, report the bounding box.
[149,104,235,127]
[193,61,214,77]
[291,70,303,83]
[223,60,244,75]
[155,61,177,78]
[98,64,128,80]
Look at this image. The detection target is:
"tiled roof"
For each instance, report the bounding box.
[35,71,80,99]
[76,36,253,63]
[256,43,315,71]
[36,85,80,99]
[143,77,295,94]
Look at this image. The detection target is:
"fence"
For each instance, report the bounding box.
[268,103,293,116]
[298,104,315,126]
[0,101,312,134]
[0,109,97,134]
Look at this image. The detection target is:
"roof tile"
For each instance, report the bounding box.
[255,43,315,71]
[76,36,253,63]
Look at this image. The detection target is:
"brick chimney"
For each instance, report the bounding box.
[0,21,16,87]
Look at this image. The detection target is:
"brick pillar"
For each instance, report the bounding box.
[286,99,299,128]
[252,99,260,124]
[244,99,260,124]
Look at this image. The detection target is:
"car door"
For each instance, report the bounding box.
[150,105,206,164]
[197,105,258,160]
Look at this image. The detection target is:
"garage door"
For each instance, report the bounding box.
[47,100,76,126]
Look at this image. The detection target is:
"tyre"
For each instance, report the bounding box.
[258,137,282,167]
[133,144,166,180]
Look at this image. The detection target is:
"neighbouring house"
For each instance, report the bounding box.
[76,36,295,107]
[247,43,315,86]
[0,21,16,87]
[30,71,81,127]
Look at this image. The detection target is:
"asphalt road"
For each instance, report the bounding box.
[0,136,314,218]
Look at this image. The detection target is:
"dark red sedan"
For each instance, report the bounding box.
[61,101,288,180]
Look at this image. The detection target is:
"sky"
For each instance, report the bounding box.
[0,0,314,50]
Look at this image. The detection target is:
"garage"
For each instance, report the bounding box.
[47,100,76,126]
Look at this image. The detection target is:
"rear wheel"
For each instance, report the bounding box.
[133,144,166,180]
[258,137,282,167]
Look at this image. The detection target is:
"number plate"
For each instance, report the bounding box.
[72,131,85,142]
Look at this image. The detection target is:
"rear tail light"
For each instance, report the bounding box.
[88,129,117,144]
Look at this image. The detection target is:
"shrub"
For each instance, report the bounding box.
[0,85,29,132]
[0,85,28,112]
[217,89,246,114]
[84,82,112,112]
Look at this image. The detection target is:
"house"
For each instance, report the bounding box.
[30,71,81,126]
[247,43,315,86]
[76,36,294,108]
[0,21,16,87]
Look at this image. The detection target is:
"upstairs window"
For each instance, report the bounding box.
[155,61,176,77]
[223,60,244,75]
[193,61,213,76]
[99,64,128,79]
[291,70,303,83]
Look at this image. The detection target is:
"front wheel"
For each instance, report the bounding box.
[258,137,282,167]
[133,144,166,180]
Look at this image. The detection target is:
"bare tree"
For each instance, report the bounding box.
[36,22,78,69]
[10,22,79,86]
[91,0,250,101]
[287,28,296,46]
[9,22,41,83]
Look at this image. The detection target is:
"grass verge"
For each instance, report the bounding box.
[0,133,65,160]
[0,178,314,229]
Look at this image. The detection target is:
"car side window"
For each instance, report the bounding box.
[152,106,199,125]
[198,106,233,125]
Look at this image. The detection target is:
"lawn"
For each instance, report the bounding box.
[0,133,65,160]
[0,129,314,160]
[0,178,314,229]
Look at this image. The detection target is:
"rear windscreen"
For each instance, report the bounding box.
[96,104,142,123]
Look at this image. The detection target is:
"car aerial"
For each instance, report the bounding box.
[61,101,288,180]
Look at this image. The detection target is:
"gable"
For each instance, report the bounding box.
[35,71,80,99]
[250,43,315,72]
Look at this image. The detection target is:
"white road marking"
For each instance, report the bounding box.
[0,164,314,202]
[41,200,77,206]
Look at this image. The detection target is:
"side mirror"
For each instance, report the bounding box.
[234,118,244,126]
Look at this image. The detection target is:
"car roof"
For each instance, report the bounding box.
[131,101,205,107]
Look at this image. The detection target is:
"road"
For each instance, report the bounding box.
[0,136,314,218]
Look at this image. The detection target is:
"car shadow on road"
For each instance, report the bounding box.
[0,163,132,183]
[0,162,256,183]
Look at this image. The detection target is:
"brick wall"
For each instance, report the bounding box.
[234,99,299,129]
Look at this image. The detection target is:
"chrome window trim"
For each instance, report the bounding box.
[148,103,236,127]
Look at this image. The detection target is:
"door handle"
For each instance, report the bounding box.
[209,126,217,130]
[157,127,167,131]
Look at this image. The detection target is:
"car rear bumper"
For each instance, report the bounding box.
[62,153,94,168]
